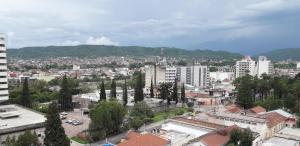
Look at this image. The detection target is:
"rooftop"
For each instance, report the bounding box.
[250,106,266,114]
[262,137,300,146]
[200,125,239,146]
[118,131,169,146]
[0,104,46,135]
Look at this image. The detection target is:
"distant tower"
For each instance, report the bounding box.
[160,48,164,57]
[0,33,9,102]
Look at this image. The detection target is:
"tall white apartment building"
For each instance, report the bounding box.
[165,66,177,83]
[177,65,209,89]
[257,56,273,78]
[0,34,8,102]
[235,56,256,78]
[297,62,300,72]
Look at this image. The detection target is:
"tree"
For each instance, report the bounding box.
[129,117,143,130]
[20,77,32,108]
[150,79,154,98]
[4,135,17,146]
[292,80,300,105]
[99,81,106,101]
[172,78,178,104]
[129,102,154,130]
[134,71,144,103]
[181,83,186,106]
[123,79,128,106]
[5,131,40,146]
[229,129,241,146]
[16,131,40,146]
[89,101,126,141]
[158,82,172,105]
[44,102,70,146]
[59,75,73,111]
[110,80,117,99]
[229,128,253,146]
[235,75,254,109]
[240,129,254,146]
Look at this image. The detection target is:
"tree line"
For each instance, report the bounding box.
[234,73,300,114]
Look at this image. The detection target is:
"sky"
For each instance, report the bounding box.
[1,0,300,55]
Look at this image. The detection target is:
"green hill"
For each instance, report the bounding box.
[7,45,242,60]
[257,48,300,61]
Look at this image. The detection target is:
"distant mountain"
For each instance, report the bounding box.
[257,48,300,61]
[7,45,242,60]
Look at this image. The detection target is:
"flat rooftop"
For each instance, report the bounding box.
[262,137,300,146]
[0,104,46,135]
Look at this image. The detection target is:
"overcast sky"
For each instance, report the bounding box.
[1,0,300,54]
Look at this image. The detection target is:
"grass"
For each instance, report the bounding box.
[152,107,189,122]
[70,136,89,144]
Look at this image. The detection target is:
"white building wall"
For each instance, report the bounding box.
[257,56,271,78]
[178,65,208,89]
[236,56,256,78]
[0,34,8,102]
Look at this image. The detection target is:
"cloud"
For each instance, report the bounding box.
[0,0,300,54]
[62,40,81,46]
[86,36,119,46]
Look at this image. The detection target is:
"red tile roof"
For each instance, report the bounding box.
[250,106,266,114]
[264,112,287,128]
[118,131,168,146]
[201,125,239,146]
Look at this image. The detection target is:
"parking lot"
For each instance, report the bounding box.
[61,109,91,137]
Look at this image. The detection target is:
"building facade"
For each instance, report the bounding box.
[257,56,273,78]
[235,56,256,78]
[0,34,8,102]
[178,65,209,89]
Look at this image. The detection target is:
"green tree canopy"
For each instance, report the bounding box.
[89,101,126,141]
[44,102,70,146]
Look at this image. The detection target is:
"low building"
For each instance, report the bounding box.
[118,131,169,146]
[0,104,46,144]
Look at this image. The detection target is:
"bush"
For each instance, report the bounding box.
[188,107,194,112]
[187,102,194,108]
[175,108,185,115]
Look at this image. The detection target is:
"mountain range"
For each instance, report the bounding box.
[7,45,300,61]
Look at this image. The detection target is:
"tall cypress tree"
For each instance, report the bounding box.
[181,83,186,105]
[110,80,117,100]
[20,77,31,108]
[123,79,128,106]
[44,102,70,146]
[100,81,106,101]
[150,79,154,98]
[59,75,73,111]
[172,78,178,104]
[134,72,144,103]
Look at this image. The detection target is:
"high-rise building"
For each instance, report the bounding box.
[257,56,273,78]
[165,66,177,83]
[235,56,256,78]
[0,34,8,102]
[178,65,209,89]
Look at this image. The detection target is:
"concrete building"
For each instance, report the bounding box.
[257,56,273,78]
[235,56,256,78]
[178,65,209,89]
[145,65,165,88]
[297,62,300,72]
[0,104,46,144]
[0,34,8,102]
[165,66,177,83]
